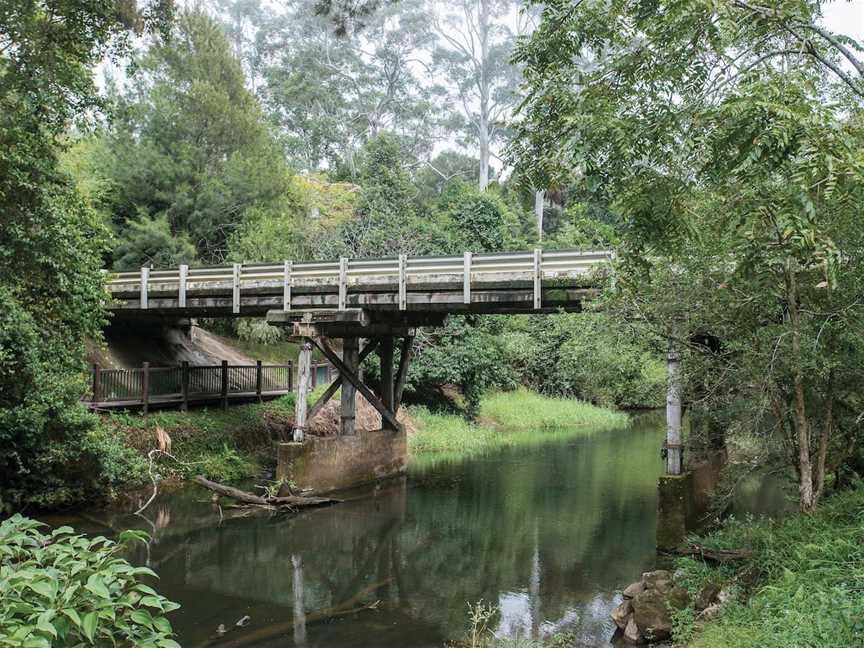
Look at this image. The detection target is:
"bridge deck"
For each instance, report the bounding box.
[106,249,611,319]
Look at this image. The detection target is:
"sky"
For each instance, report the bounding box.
[822,1,864,43]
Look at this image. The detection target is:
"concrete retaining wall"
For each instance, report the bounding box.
[276,429,407,495]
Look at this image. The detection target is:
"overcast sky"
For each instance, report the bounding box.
[822,0,864,42]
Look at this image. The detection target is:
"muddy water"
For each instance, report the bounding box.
[45,416,782,647]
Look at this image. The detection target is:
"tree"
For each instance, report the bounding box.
[113,212,197,270]
[100,9,290,264]
[259,0,439,173]
[430,0,528,190]
[513,0,864,511]
[0,0,171,509]
[440,184,523,252]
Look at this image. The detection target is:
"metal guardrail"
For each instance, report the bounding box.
[105,248,612,313]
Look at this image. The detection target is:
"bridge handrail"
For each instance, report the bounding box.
[105,248,613,290]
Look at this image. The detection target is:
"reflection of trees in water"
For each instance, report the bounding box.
[108,421,664,646]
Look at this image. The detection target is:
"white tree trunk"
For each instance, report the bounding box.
[534,190,545,241]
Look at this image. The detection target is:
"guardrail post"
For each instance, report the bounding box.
[92,363,102,403]
[140,267,149,310]
[232,264,241,314]
[533,248,542,310]
[256,360,263,402]
[181,361,189,412]
[339,257,348,311]
[179,264,188,308]
[141,362,150,415]
[463,252,472,304]
[398,254,407,311]
[221,360,229,410]
[283,260,293,311]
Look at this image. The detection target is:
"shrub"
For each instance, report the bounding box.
[0,514,179,647]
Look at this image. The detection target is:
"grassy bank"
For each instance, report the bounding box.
[673,486,864,647]
[408,388,629,465]
[101,394,296,487]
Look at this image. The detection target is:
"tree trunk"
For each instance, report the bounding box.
[786,261,814,512]
[534,190,545,241]
[478,0,491,191]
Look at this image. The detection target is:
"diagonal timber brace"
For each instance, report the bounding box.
[305,338,380,427]
[312,337,402,433]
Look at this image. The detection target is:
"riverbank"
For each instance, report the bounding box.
[100,394,297,488]
[408,389,629,465]
[670,485,864,647]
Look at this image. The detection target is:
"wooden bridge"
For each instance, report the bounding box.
[105,249,612,439]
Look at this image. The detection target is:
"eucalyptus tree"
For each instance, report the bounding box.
[261,0,440,173]
[429,0,530,191]
[513,0,864,511]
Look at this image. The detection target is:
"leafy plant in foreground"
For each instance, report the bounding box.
[0,515,179,647]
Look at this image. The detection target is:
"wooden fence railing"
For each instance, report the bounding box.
[86,361,335,412]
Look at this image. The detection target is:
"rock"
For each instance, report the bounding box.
[651,578,673,595]
[698,603,723,621]
[695,581,722,611]
[611,599,632,630]
[717,587,733,605]
[669,584,689,610]
[623,581,644,599]
[624,615,642,644]
[642,570,672,590]
[631,589,673,642]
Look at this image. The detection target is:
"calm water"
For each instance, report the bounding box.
[51,417,676,647]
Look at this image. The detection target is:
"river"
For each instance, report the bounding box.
[43,414,785,647]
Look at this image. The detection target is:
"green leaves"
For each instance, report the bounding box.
[0,515,180,647]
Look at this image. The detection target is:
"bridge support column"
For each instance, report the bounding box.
[380,337,396,431]
[340,337,359,435]
[293,342,312,442]
[665,348,683,475]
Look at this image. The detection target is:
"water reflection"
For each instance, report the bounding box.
[50,416,669,647]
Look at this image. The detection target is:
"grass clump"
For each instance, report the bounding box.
[675,485,864,648]
[409,389,629,467]
[478,388,629,429]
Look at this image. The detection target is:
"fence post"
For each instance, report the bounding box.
[142,362,150,415]
[288,361,294,391]
[92,363,102,403]
[181,361,190,412]
[256,360,263,402]
[221,360,229,410]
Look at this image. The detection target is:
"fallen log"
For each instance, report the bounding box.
[192,476,340,509]
[671,543,754,563]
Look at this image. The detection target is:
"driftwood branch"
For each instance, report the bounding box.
[192,476,340,509]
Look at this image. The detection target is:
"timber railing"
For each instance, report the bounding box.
[86,361,335,412]
[105,248,613,315]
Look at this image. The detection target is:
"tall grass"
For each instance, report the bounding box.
[478,389,629,429]
[674,485,864,647]
[408,389,629,467]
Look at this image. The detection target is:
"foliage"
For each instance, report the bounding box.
[478,389,629,430]
[97,9,290,264]
[105,396,296,483]
[0,514,179,647]
[675,486,864,647]
[112,212,197,270]
[258,0,438,172]
[439,186,524,252]
[408,389,628,463]
[514,0,864,510]
[0,0,170,511]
